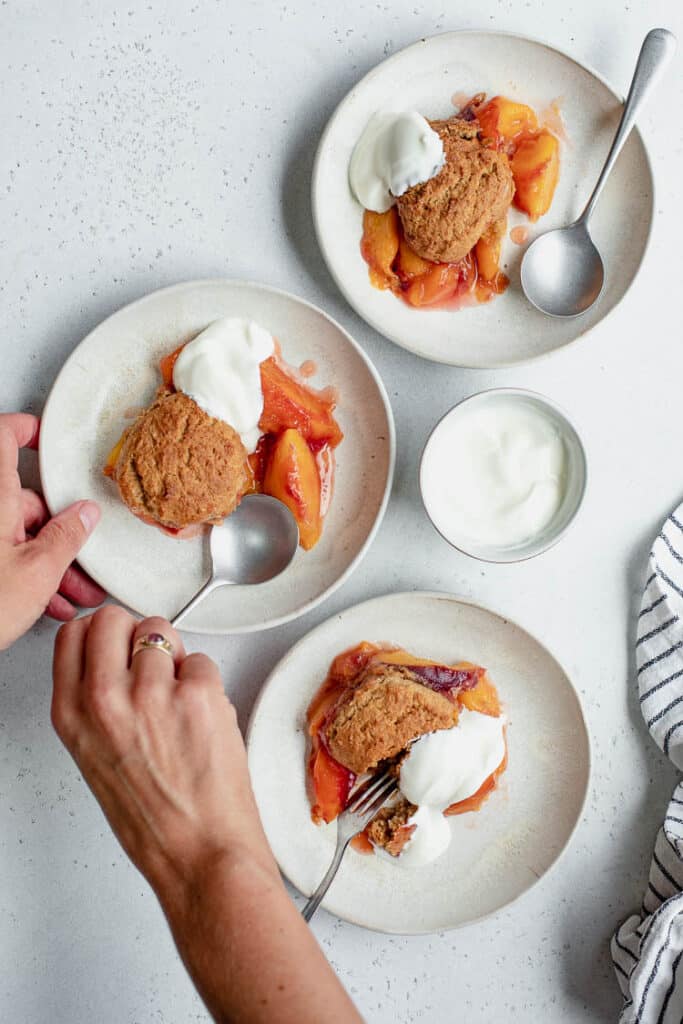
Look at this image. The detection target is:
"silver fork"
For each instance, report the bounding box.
[301,767,398,922]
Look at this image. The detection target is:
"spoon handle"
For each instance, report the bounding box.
[580,27,676,225]
[172,577,223,628]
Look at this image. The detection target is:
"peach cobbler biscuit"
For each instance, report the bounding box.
[113,390,249,530]
[325,662,458,774]
[396,116,514,264]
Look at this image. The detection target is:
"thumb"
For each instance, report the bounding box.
[28,501,101,589]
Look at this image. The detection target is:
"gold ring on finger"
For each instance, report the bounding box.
[131,632,174,662]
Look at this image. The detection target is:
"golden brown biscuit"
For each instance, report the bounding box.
[113,389,249,530]
[324,663,458,774]
[396,116,514,263]
[366,797,418,857]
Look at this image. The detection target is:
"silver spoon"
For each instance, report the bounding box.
[171,494,299,628]
[521,27,676,318]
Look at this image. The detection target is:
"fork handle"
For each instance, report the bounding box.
[301,838,349,923]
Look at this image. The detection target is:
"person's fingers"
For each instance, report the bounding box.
[0,420,32,540]
[22,489,49,535]
[83,605,137,686]
[57,564,107,609]
[130,618,186,696]
[45,592,77,622]
[78,606,138,741]
[0,415,40,497]
[51,615,92,743]
[25,501,101,596]
[176,651,223,690]
[130,619,186,712]
[0,413,41,451]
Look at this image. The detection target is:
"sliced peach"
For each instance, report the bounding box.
[444,770,497,816]
[478,96,538,147]
[351,830,375,854]
[159,343,185,388]
[360,208,400,288]
[259,357,343,448]
[306,642,381,826]
[474,217,506,282]
[309,742,355,824]
[403,262,465,307]
[395,236,434,281]
[246,434,272,493]
[103,433,125,478]
[385,651,481,675]
[307,678,348,736]
[262,428,322,550]
[380,649,445,669]
[459,673,501,717]
[474,271,509,304]
[380,649,480,677]
[474,235,500,283]
[511,130,560,221]
[328,641,381,686]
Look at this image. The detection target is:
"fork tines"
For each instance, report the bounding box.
[347,768,398,819]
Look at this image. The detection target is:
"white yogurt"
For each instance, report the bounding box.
[375,804,451,869]
[172,317,274,452]
[400,709,507,809]
[349,110,445,213]
[421,394,569,552]
[373,708,506,868]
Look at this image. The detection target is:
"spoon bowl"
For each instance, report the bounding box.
[172,494,299,628]
[521,223,605,318]
[210,494,300,586]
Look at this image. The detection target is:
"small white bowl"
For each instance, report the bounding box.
[419,388,587,563]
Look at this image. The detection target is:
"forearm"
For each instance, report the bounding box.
[159,851,363,1024]
[52,612,357,1021]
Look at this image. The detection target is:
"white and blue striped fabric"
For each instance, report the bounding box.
[612,503,683,1022]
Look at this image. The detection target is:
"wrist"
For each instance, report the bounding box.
[154,840,282,924]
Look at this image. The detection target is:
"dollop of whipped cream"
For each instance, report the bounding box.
[376,805,452,869]
[349,110,445,213]
[383,708,506,869]
[172,317,274,453]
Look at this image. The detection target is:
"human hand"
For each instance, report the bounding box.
[53,607,363,1024]
[51,608,276,898]
[0,413,105,650]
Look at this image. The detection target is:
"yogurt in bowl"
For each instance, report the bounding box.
[419,388,587,562]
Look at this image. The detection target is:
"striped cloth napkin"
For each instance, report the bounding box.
[612,503,683,1022]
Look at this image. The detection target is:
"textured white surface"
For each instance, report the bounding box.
[1,1,682,1021]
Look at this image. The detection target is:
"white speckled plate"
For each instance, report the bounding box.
[312,30,654,367]
[39,280,395,634]
[247,591,590,934]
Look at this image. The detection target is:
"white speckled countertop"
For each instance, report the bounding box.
[1,2,682,1021]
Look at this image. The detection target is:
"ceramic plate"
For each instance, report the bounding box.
[39,280,395,634]
[312,30,654,367]
[247,591,590,934]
